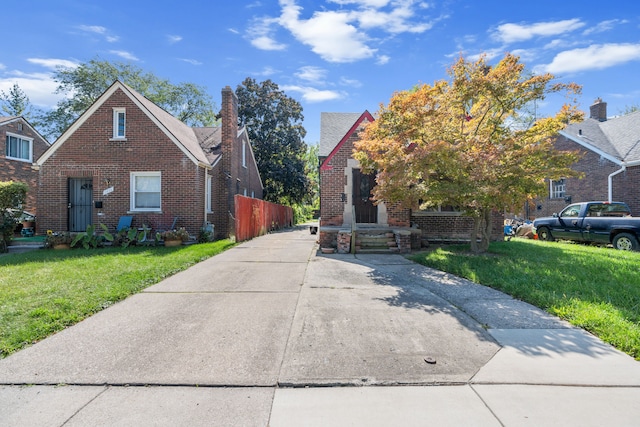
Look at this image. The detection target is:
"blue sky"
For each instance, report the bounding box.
[2,1,639,144]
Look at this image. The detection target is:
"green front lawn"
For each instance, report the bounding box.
[0,241,234,358]
[409,239,640,359]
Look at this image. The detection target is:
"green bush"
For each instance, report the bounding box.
[0,181,28,251]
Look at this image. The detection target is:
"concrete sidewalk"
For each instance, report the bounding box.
[2,225,640,426]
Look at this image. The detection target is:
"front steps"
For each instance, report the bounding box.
[322,226,417,254]
[355,229,399,253]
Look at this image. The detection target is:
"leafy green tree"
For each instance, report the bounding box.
[0,84,33,117]
[303,143,319,208]
[355,53,583,253]
[620,104,640,115]
[235,78,309,205]
[39,58,217,140]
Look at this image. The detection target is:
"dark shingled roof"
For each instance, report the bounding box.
[562,110,640,164]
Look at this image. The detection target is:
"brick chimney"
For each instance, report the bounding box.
[589,98,607,122]
[221,86,238,160]
[219,86,239,238]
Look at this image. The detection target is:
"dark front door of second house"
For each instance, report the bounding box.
[353,169,377,224]
[68,178,93,232]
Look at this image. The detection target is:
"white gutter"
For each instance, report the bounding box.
[204,169,209,224]
[608,165,626,202]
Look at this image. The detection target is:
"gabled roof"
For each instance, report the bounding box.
[319,111,374,170]
[0,116,50,146]
[561,110,640,166]
[319,112,365,157]
[193,126,222,165]
[0,116,18,125]
[37,81,210,167]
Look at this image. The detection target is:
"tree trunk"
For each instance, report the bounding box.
[470,208,493,254]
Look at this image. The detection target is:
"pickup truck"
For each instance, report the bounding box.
[533,202,640,250]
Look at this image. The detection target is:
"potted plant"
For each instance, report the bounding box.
[45,231,73,249]
[160,227,189,246]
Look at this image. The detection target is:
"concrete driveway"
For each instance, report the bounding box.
[2,225,640,426]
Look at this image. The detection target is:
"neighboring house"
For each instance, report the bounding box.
[535,99,640,217]
[35,81,262,239]
[0,116,50,216]
[318,111,502,253]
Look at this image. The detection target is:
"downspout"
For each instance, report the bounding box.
[204,168,209,226]
[608,165,626,202]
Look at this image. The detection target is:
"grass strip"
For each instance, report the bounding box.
[409,239,640,360]
[0,240,234,357]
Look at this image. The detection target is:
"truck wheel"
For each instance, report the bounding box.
[537,227,553,241]
[612,233,639,251]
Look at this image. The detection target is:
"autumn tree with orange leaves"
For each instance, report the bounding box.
[354,53,584,253]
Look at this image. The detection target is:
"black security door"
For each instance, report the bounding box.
[68,178,93,232]
[352,169,377,223]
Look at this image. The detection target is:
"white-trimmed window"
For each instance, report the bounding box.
[550,178,566,199]
[5,133,32,162]
[242,139,247,168]
[206,176,213,213]
[113,108,126,139]
[130,172,161,211]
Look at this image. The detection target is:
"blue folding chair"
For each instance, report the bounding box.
[116,216,133,231]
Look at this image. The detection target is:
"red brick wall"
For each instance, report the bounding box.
[411,211,504,243]
[37,89,206,235]
[534,135,637,217]
[211,87,263,240]
[320,124,413,227]
[0,118,49,216]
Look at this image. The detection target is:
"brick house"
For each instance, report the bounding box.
[0,116,50,217]
[35,81,262,239]
[318,111,503,253]
[535,99,640,217]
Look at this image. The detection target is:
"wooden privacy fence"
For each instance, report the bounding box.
[234,195,294,242]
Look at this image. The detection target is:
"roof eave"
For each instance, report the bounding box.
[558,130,622,166]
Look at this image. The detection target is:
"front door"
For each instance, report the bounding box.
[353,169,377,224]
[68,178,93,232]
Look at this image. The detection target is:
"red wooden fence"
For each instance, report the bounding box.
[234,195,294,242]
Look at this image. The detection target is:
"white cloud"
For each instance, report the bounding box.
[77,25,118,43]
[540,43,640,74]
[251,35,287,50]
[167,34,183,44]
[295,66,327,82]
[109,50,139,61]
[178,58,202,65]
[339,76,362,87]
[329,0,391,6]
[247,16,287,51]
[279,1,375,63]
[255,66,279,76]
[248,0,436,63]
[355,1,434,34]
[583,19,628,35]
[281,84,343,102]
[27,58,79,70]
[493,19,585,44]
[228,28,240,34]
[0,72,63,108]
[0,63,7,70]
[77,25,107,34]
[376,54,390,65]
